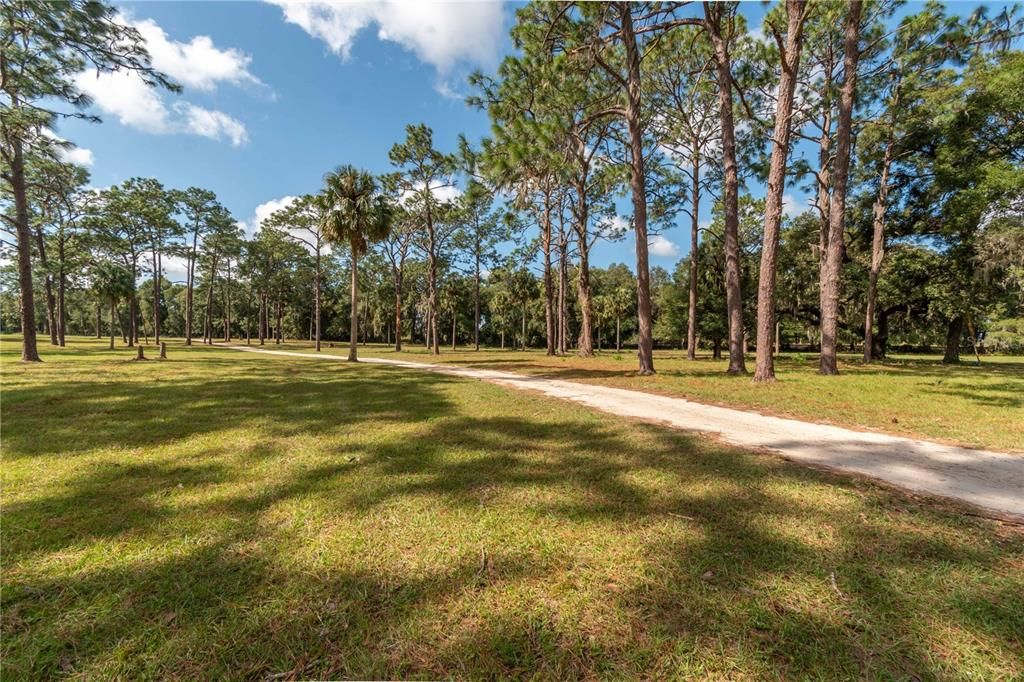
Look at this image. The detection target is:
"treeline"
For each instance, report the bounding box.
[3,1,1023,376]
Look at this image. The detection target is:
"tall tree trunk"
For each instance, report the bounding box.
[33,228,58,346]
[875,308,890,359]
[96,300,103,338]
[9,137,42,361]
[558,225,569,354]
[542,191,556,356]
[314,248,321,351]
[349,243,359,362]
[426,203,440,355]
[521,301,527,350]
[474,237,481,351]
[819,0,862,376]
[128,272,137,346]
[109,297,116,350]
[576,238,594,356]
[394,267,404,352]
[616,316,621,351]
[258,293,265,345]
[152,246,161,344]
[943,316,962,364]
[57,235,66,346]
[275,299,282,344]
[224,259,232,342]
[451,311,457,351]
[185,232,197,345]
[687,151,701,361]
[706,4,747,374]
[116,304,126,343]
[754,0,806,382]
[620,4,655,375]
[864,98,898,362]
[204,257,216,345]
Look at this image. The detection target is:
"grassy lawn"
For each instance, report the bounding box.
[276,341,1024,452]
[2,336,1023,679]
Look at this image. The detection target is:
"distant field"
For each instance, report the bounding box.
[264,340,1024,452]
[2,336,1022,679]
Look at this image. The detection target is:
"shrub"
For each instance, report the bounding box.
[985,318,1024,354]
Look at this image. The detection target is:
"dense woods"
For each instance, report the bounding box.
[3,0,1023,376]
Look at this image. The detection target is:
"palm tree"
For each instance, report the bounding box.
[320,165,393,361]
[92,261,134,350]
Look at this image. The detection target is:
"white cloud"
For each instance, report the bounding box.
[175,103,248,146]
[237,196,298,237]
[399,182,461,208]
[73,16,256,146]
[649,234,681,258]
[268,1,505,76]
[782,193,808,220]
[41,129,94,167]
[132,18,263,92]
[435,79,463,101]
[162,254,190,283]
[76,69,171,133]
[255,196,299,229]
[61,146,95,167]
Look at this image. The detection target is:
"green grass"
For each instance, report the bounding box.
[293,341,1023,452]
[2,336,1023,679]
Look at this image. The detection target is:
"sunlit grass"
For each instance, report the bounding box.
[274,340,1024,452]
[2,336,1022,679]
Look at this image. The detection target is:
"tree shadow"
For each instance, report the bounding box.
[3,349,1022,679]
[1,358,459,458]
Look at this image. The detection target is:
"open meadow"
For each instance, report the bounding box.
[2,336,1022,679]
[278,342,1024,452]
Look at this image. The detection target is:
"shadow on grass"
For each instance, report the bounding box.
[2,348,1022,679]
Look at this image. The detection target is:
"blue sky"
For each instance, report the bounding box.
[56,1,993,281]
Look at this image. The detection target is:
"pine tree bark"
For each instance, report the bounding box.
[275,299,282,344]
[426,202,440,355]
[32,227,58,346]
[394,266,404,351]
[863,92,899,363]
[620,5,655,375]
[109,298,116,350]
[57,235,66,346]
[687,152,700,361]
[706,4,747,374]
[573,172,594,357]
[204,256,216,345]
[754,0,807,382]
[8,136,41,361]
[128,279,137,346]
[474,235,481,351]
[152,246,161,344]
[185,231,198,345]
[542,189,556,356]
[314,248,321,351]
[558,223,569,354]
[576,239,594,356]
[819,0,862,375]
[943,316,963,364]
[223,258,232,342]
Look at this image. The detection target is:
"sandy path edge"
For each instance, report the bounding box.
[220,345,1024,521]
